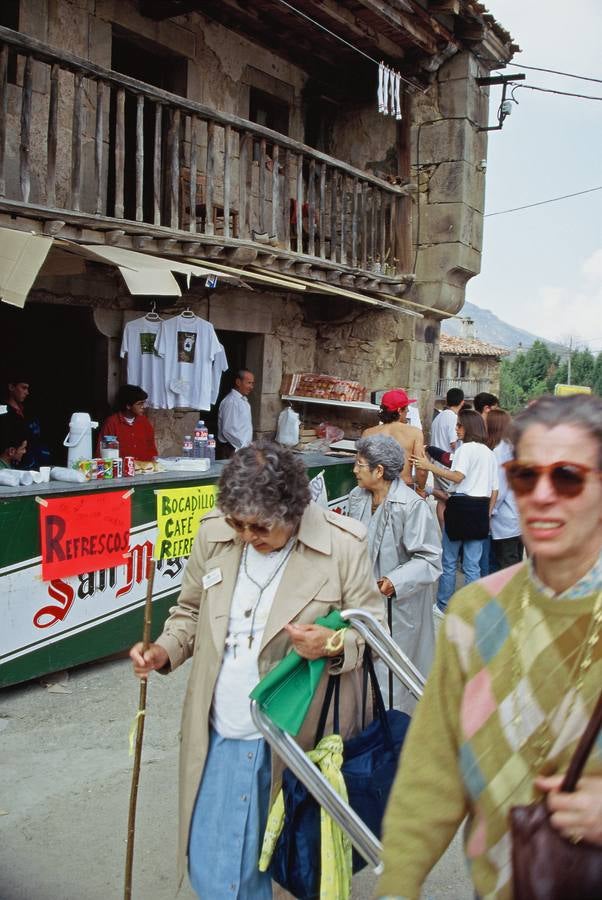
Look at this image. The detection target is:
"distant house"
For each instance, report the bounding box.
[436,319,508,406]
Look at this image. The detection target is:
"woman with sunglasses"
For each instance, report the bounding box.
[348,434,442,713]
[411,409,499,614]
[129,441,382,898]
[486,407,524,570]
[376,394,602,900]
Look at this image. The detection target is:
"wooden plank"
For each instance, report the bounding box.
[307,158,315,257]
[258,136,266,233]
[271,142,279,240]
[47,62,59,208]
[135,93,144,221]
[188,115,198,234]
[238,130,250,239]
[20,56,33,203]
[168,108,180,229]
[223,123,231,238]
[339,172,346,265]
[205,119,215,235]
[319,162,326,260]
[369,186,376,269]
[351,176,359,267]
[295,154,303,254]
[94,79,105,214]
[71,71,84,211]
[114,87,125,219]
[329,168,337,262]
[379,190,387,267]
[282,148,291,250]
[153,102,162,226]
[0,45,7,197]
[396,97,412,272]
[389,194,397,272]
[360,181,368,270]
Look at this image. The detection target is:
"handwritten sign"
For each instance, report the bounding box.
[39,492,132,581]
[155,485,218,560]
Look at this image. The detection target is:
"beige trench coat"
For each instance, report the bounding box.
[155,501,384,887]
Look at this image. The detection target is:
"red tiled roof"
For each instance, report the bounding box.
[439,334,509,358]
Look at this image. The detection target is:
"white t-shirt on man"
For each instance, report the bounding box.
[451,442,499,497]
[430,408,458,452]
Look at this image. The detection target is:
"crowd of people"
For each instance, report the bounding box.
[127,389,601,900]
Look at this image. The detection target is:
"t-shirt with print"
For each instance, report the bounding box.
[156,314,223,410]
[120,316,168,409]
[450,441,498,497]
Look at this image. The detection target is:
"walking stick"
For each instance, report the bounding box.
[124,559,156,900]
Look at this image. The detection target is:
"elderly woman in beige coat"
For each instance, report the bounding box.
[130,442,382,898]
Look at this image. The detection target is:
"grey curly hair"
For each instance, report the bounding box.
[510,394,602,468]
[355,434,405,482]
[218,441,311,528]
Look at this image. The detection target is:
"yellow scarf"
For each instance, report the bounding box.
[259,733,352,900]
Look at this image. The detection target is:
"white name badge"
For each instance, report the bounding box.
[202,568,222,590]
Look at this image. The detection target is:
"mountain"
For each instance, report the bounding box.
[441,301,565,354]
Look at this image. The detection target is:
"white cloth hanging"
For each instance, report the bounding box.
[156,313,226,410]
[120,314,169,409]
[382,66,390,116]
[378,62,385,113]
[395,73,402,120]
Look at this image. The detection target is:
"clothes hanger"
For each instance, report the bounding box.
[180,306,196,318]
[145,300,162,321]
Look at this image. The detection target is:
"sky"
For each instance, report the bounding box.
[464,0,602,352]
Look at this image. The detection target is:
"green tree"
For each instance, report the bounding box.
[592,352,602,396]
[570,349,595,386]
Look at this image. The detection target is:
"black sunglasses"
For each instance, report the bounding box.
[503,460,601,498]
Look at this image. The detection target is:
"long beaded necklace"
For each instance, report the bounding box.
[511,582,602,771]
[241,538,296,649]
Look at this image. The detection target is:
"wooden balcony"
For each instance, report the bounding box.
[436,377,493,399]
[0,26,413,297]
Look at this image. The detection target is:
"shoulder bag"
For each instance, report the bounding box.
[510,689,602,900]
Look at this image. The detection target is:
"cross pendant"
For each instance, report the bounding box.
[248,634,254,649]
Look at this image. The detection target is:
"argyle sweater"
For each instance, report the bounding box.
[376,561,602,900]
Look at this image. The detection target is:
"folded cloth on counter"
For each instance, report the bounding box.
[0,469,21,487]
[50,467,87,483]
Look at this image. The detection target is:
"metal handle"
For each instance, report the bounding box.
[251,609,425,871]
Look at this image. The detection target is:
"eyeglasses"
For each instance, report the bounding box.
[503,460,601,498]
[353,461,371,470]
[225,515,272,537]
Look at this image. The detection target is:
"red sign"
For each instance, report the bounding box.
[39,492,132,581]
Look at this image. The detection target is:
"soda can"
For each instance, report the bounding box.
[94,458,105,479]
[102,458,113,479]
[112,458,123,479]
[123,456,136,477]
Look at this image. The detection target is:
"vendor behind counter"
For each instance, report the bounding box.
[97,385,158,461]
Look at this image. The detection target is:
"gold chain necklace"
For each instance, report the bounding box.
[511,582,602,772]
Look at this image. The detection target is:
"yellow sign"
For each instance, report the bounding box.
[553,384,592,397]
[155,485,218,560]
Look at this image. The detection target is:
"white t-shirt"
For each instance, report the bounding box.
[211,538,295,739]
[430,408,458,452]
[120,316,169,409]
[451,442,499,497]
[156,314,224,410]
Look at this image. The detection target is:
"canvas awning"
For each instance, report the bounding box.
[0,228,54,307]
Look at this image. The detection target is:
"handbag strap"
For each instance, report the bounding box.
[561,689,602,793]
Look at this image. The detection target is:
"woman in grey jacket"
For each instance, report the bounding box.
[348,434,442,713]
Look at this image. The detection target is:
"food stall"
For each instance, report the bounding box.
[0,455,356,688]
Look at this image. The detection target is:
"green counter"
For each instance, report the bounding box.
[0,455,355,688]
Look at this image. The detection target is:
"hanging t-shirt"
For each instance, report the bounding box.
[156,314,225,410]
[211,341,229,406]
[120,316,169,409]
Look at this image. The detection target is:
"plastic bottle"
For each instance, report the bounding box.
[193,420,209,458]
[182,435,193,458]
[206,434,216,464]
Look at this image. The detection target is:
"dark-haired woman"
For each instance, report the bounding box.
[412,409,498,613]
[130,441,382,897]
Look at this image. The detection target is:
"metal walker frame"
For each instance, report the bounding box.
[250,608,426,873]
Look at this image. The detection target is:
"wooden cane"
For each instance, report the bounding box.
[124,559,156,900]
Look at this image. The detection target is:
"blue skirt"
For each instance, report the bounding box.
[188,729,273,899]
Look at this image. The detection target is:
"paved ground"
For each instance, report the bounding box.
[0,654,472,900]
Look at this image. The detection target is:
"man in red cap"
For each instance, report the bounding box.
[362,389,427,492]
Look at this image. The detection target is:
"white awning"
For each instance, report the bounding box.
[0,228,53,307]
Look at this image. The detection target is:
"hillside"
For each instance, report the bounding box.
[441,301,565,354]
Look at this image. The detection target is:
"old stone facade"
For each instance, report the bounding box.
[0,1,516,456]
[436,332,508,406]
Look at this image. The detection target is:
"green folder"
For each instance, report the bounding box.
[250,609,349,736]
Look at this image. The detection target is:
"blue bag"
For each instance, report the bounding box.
[267,650,411,899]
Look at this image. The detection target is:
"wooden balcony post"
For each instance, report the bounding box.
[307,158,316,257]
[0,45,7,197]
[271,143,280,240]
[296,154,303,254]
[114,86,125,219]
[223,123,232,237]
[239,130,251,240]
[20,55,33,203]
[135,93,144,221]
[168,108,180,229]
[258,136,267,234]
[205,119,215,235]
[329,168,337,263]
[282,148,291,250]
[47,62,59,208]
[189,115,198,234]
[153,102,162,226]
[380,190,387,268]
[360,181,368,269]
[94,79,105,214]
[319,162,326,260]
[339,173,347,265]
[351,176,359,268]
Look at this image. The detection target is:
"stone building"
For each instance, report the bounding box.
[436,319,508,406]
[0,0,516,457]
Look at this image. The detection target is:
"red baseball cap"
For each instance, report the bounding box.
[381,389,416,411]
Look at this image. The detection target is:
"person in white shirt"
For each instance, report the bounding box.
[428,387,465,527]
[217,369,255,457]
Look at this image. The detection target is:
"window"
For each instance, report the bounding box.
[249,87,289,136]
[0,0,20,85]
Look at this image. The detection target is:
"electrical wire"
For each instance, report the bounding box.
[505,61,602,84]
[272,0,428,92]
[485,187,602,218]
[512,84,602,101]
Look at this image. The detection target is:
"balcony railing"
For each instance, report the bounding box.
[0,26,411,275]
[436,377,493,398]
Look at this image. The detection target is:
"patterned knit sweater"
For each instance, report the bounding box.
[375,561,602,900]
